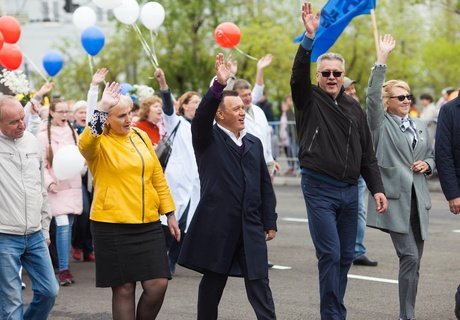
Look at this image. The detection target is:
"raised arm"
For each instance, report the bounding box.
[154,68,175,117]
[86,68,108,123]
[366,34,396,131]
[26,82,54,135]
[290,2,320,111]
[79,82,121,161]
[192,53,231,153]
[252,54,272,104]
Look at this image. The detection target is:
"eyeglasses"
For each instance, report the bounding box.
[54,110,70,114]
[390,94,414,102]
[320,70,343,78]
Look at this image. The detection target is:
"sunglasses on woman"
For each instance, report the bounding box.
[390,94,414,102]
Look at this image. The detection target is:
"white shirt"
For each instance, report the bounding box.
[216,123,247,146]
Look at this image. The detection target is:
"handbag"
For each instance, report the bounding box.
[154,121,181,168]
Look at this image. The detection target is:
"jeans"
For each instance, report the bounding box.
[354,176,367,260]
[55,214,75,271]
[0,231,59,320]
[301,173,358,320]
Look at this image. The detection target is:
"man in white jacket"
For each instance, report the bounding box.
[0,96,58,320]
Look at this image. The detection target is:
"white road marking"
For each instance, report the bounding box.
[282,217,398,283]
[348,274,398,284]
[282,217,308,223]
[452,230,460,233]
[271,265,292,270]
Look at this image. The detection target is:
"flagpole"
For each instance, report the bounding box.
[370,9,379,59]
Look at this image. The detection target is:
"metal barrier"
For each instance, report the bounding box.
[269,120,300,176]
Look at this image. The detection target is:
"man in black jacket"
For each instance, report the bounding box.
[179,53,277,320]
[290,3,387,319]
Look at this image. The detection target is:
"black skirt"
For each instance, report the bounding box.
[91,220,171,287]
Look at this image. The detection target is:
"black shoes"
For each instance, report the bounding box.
[353,255,378,267]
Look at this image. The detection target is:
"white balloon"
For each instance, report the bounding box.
[72,6,97,30]
[140,2,165,30]
[92,0,123,10]
[53,145,85,180]
[113,0,140,25]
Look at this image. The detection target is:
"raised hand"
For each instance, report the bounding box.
[36,82,54,97]
[257,54,273,70]
[301,2,320,38]
[92,68,108,86]
[99,82,121,112]
[377,34,396,64]
[215,53,232,85]
[154,68,168,90]
[29,82,54,114]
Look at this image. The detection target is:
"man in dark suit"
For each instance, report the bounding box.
[178,53,277,320]
[435,95,460,320]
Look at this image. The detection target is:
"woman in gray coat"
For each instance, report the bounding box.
[366,34,435,320]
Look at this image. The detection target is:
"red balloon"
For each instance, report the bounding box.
[214,22,241,49]
[0,16,21,44]
[0,32,3,51]
[0,43,22,70]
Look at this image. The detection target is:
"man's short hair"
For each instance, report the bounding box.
[218,90,239,110]
[0,95,19,122]
[316,52,346,72]
[232,79,251,91]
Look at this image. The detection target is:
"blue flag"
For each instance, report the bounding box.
[294,0,376,62]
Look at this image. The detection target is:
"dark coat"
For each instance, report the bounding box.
[178,90,277,280]
[436,96,460,200]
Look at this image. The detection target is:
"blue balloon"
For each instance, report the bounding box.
[81,26,105,56]
[120,83,133,95]
[42,50,64,77]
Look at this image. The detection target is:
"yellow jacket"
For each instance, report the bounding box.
[79,127,175,223]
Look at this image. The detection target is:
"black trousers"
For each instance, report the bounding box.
[197,239,276,320]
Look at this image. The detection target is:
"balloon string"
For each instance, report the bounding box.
[88,55,94,76]
[149,30,160,67]
[23,53,49,82]
[233,46,258,61]
[136,25,159,69]
[132,24,158,69]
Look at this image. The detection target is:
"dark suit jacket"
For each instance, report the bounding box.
[178,89,277,280]
[436,96,460,200]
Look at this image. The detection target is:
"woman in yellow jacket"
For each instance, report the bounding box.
[79,81,180,320]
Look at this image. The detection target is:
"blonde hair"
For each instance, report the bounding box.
[139,96,162,121]
[382,80,411,111]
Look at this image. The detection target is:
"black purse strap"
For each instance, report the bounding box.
[168,120,181,143]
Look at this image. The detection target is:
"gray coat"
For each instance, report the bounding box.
[365,65,435,240]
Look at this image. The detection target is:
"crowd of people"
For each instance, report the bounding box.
[2,2,460,320]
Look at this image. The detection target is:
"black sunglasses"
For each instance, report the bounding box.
[390,94,414,102]
[320,70,343,78]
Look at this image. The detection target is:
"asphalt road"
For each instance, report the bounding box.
[22,181,460,319]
